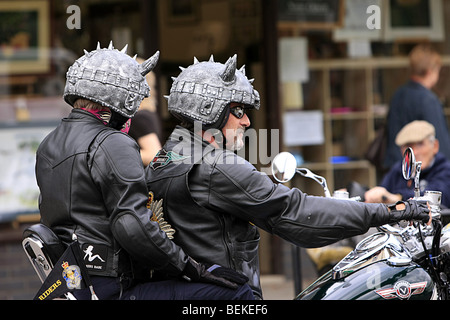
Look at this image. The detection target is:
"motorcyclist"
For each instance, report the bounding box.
[35,43,253,300]
[145,55,431,299]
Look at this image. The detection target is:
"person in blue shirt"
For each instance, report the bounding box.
[384,44,450,169]
[366,121,450,207]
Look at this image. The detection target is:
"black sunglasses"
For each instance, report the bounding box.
[230,105,247,119]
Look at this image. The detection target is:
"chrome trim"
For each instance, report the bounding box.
[387,256,412,266]
[332,232,411,280]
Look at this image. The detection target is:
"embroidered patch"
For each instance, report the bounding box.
[61,261,82,290]
[147,191,175,239]
[150,149,188,170]
[82,243,107,272]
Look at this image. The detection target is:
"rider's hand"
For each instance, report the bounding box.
[365,186,402,204]
[388,199,431,225]
[182,257,248,290]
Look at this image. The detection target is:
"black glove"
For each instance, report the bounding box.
[182,257,248,290]
[206,264,249,285]
[388,200,430,224]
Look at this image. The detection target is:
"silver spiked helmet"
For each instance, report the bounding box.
[167,54,260,129]
[64,41,159,118]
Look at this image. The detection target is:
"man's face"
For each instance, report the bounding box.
[222,102,251,151]
[400,136,439,169]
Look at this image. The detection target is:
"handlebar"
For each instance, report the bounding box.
[296,168,331,198]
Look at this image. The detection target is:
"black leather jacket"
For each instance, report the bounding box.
[36,109,188,279]
[146,126,392,298]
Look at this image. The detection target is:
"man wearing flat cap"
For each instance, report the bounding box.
[365,120,450,207]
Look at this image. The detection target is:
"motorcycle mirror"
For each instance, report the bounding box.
[272,152,297,183]
[402,147,422,198]
[402,147,416,180]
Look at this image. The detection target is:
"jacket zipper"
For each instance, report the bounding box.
[218,214,234,268]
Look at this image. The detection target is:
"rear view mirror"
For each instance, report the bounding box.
[272,152,297,183]
[402,147,416,180]
[402,147,422,199]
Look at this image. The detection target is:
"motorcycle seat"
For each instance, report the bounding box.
[22,223,65,283]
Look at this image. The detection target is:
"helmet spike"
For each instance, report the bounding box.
[139,51,160,76]
[132,54,137,60]
[239,65,246,76]
[248,78,255,84]
[163,95,170,100]
[96,42,101,50]
[120,44,128,54]
[84,49,89,56]
[220,54,237,83]
[194,57,199,64]
[108,41,114,50]
[209,54,215,62]
[179,66,186,72]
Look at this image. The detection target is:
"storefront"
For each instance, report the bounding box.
[2,0,450,299]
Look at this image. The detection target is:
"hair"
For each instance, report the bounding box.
[409,44,441,77]
[73,98,109,112]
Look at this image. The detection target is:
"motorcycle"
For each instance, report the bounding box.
[271,148,450,300]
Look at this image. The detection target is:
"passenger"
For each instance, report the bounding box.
[35,43,253,300]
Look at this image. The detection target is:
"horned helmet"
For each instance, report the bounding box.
[167,54,260,130]
[64,41,159,127]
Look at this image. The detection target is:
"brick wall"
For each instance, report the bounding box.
[0,223,40,300]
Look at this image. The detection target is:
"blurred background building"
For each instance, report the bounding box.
[2,0,450,299]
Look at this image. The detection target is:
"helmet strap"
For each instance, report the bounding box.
[215,105,231,131]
